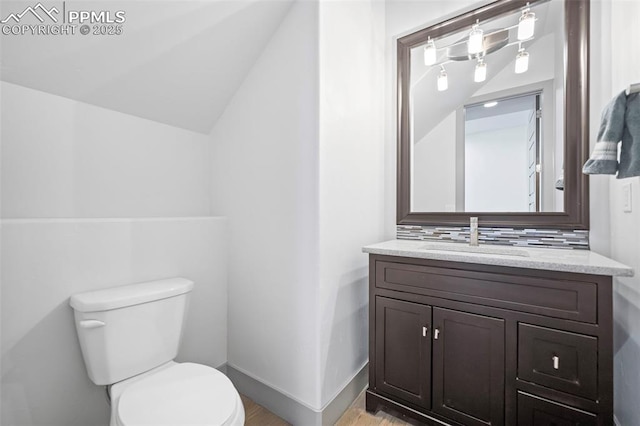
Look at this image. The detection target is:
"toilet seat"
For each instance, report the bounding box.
[117,363,241,426]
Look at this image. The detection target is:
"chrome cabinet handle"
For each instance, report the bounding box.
[434,328,440,340]
[422,326,428,337]
[552,355,560,370]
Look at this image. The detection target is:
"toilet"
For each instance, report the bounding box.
[70,278,244,426]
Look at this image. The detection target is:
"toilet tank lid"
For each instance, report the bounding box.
[70,278,194,312]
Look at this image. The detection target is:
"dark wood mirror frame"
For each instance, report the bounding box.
[397,0,589,229]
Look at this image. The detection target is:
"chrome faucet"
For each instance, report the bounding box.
[469,217,479,246]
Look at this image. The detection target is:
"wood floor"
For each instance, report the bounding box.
[241,394,290,426]
[242,391,420,426]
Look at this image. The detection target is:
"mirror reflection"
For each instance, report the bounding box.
[410,0,565,213]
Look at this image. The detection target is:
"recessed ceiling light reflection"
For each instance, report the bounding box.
[484,101,498,108]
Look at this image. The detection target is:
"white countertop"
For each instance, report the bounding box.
[363,240,634,277]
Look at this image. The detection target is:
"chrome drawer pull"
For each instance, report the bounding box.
[434,328,440,340]
[422,326,428,337]
[552,355,560,370]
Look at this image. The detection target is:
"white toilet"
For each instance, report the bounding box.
[70,277,244,426]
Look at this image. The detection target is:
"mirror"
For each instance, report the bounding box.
[397,0,589,229]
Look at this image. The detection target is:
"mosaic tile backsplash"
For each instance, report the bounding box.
[397,225,589,250]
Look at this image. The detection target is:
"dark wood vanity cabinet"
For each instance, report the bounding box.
[366,254,613,426]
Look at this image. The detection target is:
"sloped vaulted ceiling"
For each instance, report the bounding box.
[0,0,294,133]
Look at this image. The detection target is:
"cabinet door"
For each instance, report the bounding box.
[432,307,505,426]
[375,297,431,409]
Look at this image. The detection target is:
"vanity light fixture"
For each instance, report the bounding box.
[517,7,536,40]
[468,23,484,55]
[474,59,487,82]
[484,101,498,108]
[428,7,538,91]
[437,66,448,91]
[424,38,437,65]
[515,47,529,73]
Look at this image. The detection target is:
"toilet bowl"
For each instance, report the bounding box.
[111,362,244,426]
[70,278,244,426]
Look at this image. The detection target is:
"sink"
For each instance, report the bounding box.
[420,243,530,257]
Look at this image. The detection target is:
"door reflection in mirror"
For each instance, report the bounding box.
[462,93,540,213]
[411,80,564,213]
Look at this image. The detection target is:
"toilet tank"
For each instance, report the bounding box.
[70,278,194,385]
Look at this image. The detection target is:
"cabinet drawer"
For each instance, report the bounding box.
[518,324,597,400]
[517,392,597,425]
[375,261,597,322]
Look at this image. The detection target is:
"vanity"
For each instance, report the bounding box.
[370,0,634,423]
[363,241,632,426]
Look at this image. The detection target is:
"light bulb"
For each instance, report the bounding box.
[474,60,487,82]
[424,39,437,66]
[515,49,529,74]
[437,68,448,91]
[518,10,535,40]
[468,24,484,54]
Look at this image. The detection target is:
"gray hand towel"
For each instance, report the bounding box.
[618,92,640,178]
[583,91,640,178]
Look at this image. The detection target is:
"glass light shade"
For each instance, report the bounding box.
[468,25,484,54]
[518,11,535,40]
[424,40,437,65]
[515,50,529,74]
[474,61,487,82]
[437,69,448,91]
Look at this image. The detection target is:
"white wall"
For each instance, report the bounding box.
[1,84,227,426]
[3,1,385,423]
[0,83,211,219]
[412,112,457,212]
[600,1,640,425]
[211,0,321,411]
[214,0,386,417]
[318,0,386,408]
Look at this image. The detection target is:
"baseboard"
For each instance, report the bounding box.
[223,362,621,426]
[224,363,368,426]
[225,363,321,425]
[215,363,228,375]
[321,364,369,426]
